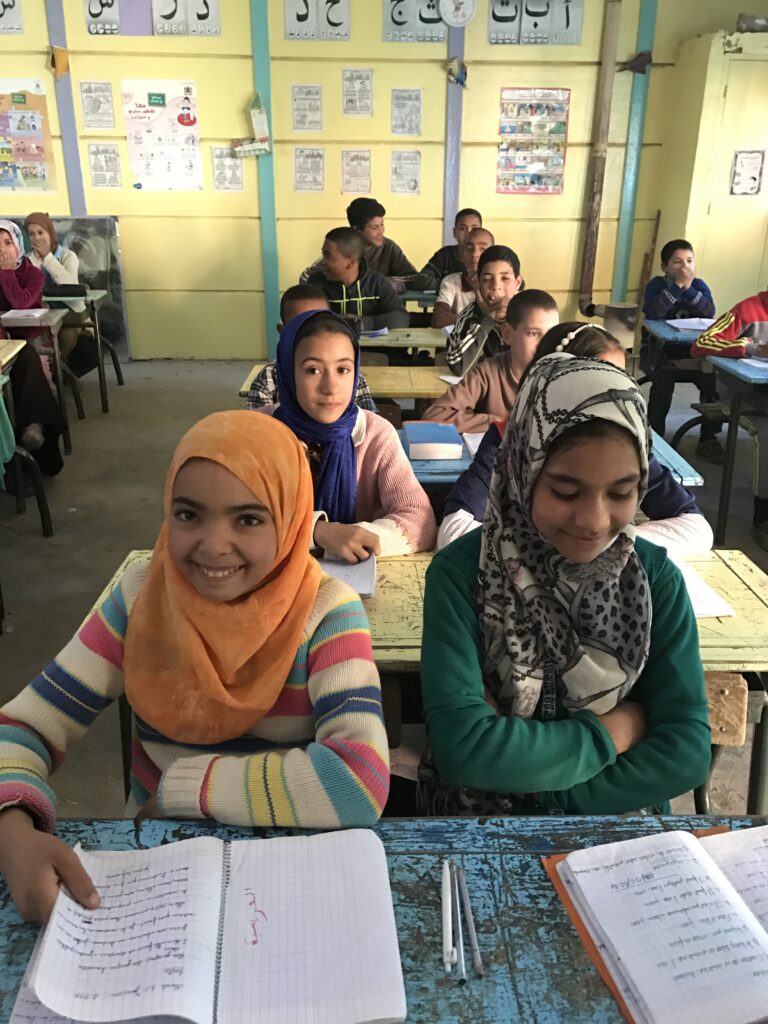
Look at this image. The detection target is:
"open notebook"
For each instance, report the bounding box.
[547,825,768,1024]
[11,830,406,1024]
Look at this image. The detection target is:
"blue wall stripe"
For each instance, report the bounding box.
[44,0,87,217]
[442,26,465,246]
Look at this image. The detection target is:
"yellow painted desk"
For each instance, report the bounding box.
[239,362,448,403]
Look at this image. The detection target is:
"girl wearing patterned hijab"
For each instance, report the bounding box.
[418,353,710,816]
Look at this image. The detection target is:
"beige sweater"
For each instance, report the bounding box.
[422,350,520,433]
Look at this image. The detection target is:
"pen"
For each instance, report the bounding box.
[441,859,454,973]
[451,860,467,984]
[457,864,484,977]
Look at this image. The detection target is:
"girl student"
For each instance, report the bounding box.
[24,212,86,360]
[0,411,390,923]
[264,308,436,563]
[418,352,710,816]
[438,322,714,554]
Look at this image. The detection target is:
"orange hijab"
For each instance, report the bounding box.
[124,411,321,744]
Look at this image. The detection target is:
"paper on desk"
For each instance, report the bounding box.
[442,324,455,336]
[360,327,389,338]
[439,374,462,386]
[738,358,768,370]
[669,556,735,618]
[665,317,715,331]
[0,308,48,322]
[463,432,485,457]
[317,554,377,597]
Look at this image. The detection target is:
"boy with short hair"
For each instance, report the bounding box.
[642,238,721,461]
[431,227,495,328]
[345,197,416,290]
[306,227,409,330]
[418,208,483,290]
[246,284,376,411]
[423,289,558,433]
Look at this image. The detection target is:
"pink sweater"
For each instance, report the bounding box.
[260,407,436,555]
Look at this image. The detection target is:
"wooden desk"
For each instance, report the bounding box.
[379,327,446,349]
[401,288,437,309]
[363,365,448,401]
[0,814,758,1024]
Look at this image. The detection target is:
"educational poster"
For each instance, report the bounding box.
[86,0,219,36]
[391,150,420,194]
[342,69,372,116]
[391,88,421,136]
[0,79,56,191]
[342,149,371,193]
[85,0,120,35]
[488,0,583,45]
[496,87,569,194]
[211,146,243,191]
[187,0,220,36]
[88,143,122,188]
[291,85,322,131]
[121,80,203,191]
[383,0,446,42]
[730,150,764,196]
[152,0,186,35]
[0,0,23,34]
[294,147,324,191]
[80,81,115,129]
[284,0,350,41]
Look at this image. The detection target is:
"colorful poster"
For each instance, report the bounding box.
[121,80,203,191]
[391,88,421,136]
[88,143,122,188]
[0,0,23,34]
[80,81,115,129]
[342,149,371,193]
[284,0,349,41]
[488,0,583,45]
[291,85,323,131]
[85,0,120,35]
[342,69,372,116]
[496,87,570,195]
[294,147,324,191]
[211,146,243,191]
[0,79,56,191]
[383,0,446,42]
[391,150,420,194]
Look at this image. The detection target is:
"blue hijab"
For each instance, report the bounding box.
[274,309,360,523]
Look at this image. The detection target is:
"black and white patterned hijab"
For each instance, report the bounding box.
[478,353,652,720]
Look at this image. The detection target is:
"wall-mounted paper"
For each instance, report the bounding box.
[383,0,446,42]
[80,81,115,129]
[391,88,421,136]
[342,149,371,194]
[730,150,765,196]
[391,150,420,194]
[342,69,372,116]
[497,86,570,195]
[285,0,349,40]
[211,146,243,191]
[0,0,23,34]
[0,79,56,191]
[88,143,121,188]
[85,0,120,35]
[122,80,202,191]
[187,0,220,35]
[292,85,323,131]
[152,0,187,34]
[488,0,583,45]
[295,147,324,191]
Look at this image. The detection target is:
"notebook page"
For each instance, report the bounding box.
[668,557,735,618]
[218,829,406,1024]
[317,554,377,596]
[32,837,224,1024]
[699,825,768,931]
[560,830,768,1024]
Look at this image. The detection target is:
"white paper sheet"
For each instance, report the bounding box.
[291,85,322,131]
[439,374,462,386]
[0,0,23,34]
[463,433,485,457]
[341,148,371,193]
[391,150,420,194]
[122,79,203,191]
[665,318,715,331]
[342,68,372,116]
[88,143,122,188]
[85,0,119,35]
[391,89,421,136]
[670,556,735,619]
[211,146,243,191]
[294,147,324,191]
[80,81,115,128]
[317,554,376,597]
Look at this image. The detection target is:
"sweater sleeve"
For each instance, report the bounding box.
[637,513,714,554]
[421,370,495,434]
[642,277,678,319]
[0,263,44,309]
[540,553,711,813]
[41,249,79,286]
[691,307,748,358]
[385,240,417,279]
[158,588,390,829]
[363,275,409,331]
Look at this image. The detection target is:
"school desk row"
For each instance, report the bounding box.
[0,813,759,1024]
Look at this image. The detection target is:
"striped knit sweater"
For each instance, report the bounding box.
[0,558,390,831]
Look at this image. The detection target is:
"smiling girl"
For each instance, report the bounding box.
[0,411,389,923]
[418,353,710,816]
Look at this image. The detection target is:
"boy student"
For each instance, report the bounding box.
[431,227,495,329]
[419,208,483,289]
[424,290,558,432]
[445,244,522,375]
[642,238,721,462]
[247,284,376,411]
[692,287,768,549]
[345,197,417,291]
[307,227,409,331]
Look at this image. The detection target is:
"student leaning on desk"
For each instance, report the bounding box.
[0,411,390,922]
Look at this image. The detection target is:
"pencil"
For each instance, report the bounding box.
[450,860,467,984]
[457,864,484,977]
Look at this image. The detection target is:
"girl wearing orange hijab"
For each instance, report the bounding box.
[0,411,390,923]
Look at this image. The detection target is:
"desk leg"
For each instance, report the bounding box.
[747,692,768,816]
[49,328,72,455]
[714,391,742,546]
[92,301,109,414]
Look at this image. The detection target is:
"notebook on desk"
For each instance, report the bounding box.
[317,553,377,597]
[11,830,406,1024]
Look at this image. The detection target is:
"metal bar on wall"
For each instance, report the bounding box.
[442,26,465,246]
[44,0,87,216]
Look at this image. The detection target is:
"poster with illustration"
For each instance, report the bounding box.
[391,150,420,194]
[121,80,203,190]
[0,79,56,191]
[496,86,569,194]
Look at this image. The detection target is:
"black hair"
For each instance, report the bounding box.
[279,283,328,323]
[547,418,642,464]
[294,311,359,348]
[518,322,624,388]
[505,289,558,327]
[454,207,482,226]
[325,226,364,260]
[346,197,386,231]
[660,238,694,265]
[477,244,521,277]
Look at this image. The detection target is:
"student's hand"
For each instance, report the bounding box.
[32,238,51,259]
[0,807,100,923]
[673,267,695,291]
[0,248,16,270]
[313,521,381,563]
[134,794,161,825]
[754,342,768,360]
[596,701,647,756]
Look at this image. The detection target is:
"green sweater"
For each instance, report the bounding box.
[421,530,711,814]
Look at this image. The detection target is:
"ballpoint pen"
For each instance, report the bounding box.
[450,860,467,984]
[442,858,454,973]
[457,864,485,977]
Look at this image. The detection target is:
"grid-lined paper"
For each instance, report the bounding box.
[700,824,768,931]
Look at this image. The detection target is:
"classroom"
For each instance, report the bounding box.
[2,2,768,1021]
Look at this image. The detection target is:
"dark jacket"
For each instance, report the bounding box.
[307,260,409,331]
[416,244,464,291]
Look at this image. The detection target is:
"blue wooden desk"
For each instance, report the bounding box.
[707,354,768,545]
[0,814,760,1024]
[651,432,703,487]
[642,319,701,346]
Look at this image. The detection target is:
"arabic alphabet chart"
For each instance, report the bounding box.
[152,0,187,34]
[187,0,220,35]
[85,0,120,35]
[0,79,56,191]
[496,86,569,194]
[488,0,583,45]
[122,80,203,191]
[85,0,219,36]
[284,0,350,41]
[383,0,447,42]
[0,0,23,35]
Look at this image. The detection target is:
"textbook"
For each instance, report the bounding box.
[11,830,406,1024]
[403,421,463,460]
[318,552,377,597]
[545,825,768,1024]
[0,308,48,325]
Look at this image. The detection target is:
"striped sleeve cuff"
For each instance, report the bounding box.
[0,777,57,832]
[157,755,214,819]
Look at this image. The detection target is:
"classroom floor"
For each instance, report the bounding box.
[0,361,763,819]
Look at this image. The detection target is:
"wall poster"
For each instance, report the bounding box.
[496,86,569,195]
[391,150,420,194]
[383,0,446,42]
[292,85,323,131]
[342,69,372,116]
[88,143,122,188]
[122,79,203,191]
[488,0,583,45]
[0,79,56,191]
[295,147,324,191]
[730,150,764,196]
[284,0,350,41]
[341,149,371,193]
[391,88,421,136]
[0,0,23,34]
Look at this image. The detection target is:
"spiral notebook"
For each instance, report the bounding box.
[11,830,406,1024]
